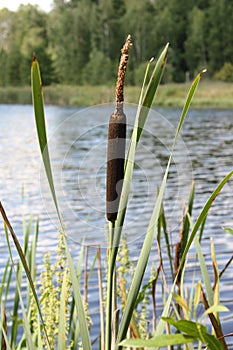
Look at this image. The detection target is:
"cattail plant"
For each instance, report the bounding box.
[105,35,131,350]
[106,35,131,223]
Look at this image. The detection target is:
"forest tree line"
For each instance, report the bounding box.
[0,0,233,86]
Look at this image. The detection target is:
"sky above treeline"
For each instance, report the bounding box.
[0,0,53,12]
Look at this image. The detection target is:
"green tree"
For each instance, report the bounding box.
[0,49,7,85]
[207,0,233,74]
[1,0,233,86]
[215,62,233,82]
[120,0,160,84]
[16,5,55,85]
[98,0,126,61]
[48,0,92,84]
[185,7,207,78]
[82,48,113,85]
[123,0,156,63]
[152,0,197,81]
[5,47,22,85]
[0,5,55,85]
[0,8,15,85]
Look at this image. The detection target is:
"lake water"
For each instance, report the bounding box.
[0,104,233,347]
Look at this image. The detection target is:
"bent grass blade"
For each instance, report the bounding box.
[31,56,60,222]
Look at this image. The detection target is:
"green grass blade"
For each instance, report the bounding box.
[202,304,229,318]
[160,202,173,278]
[194,237,214,306]
[63,239,92,350]
[137,43,169,142]
[181,181,195,256]
[0,203,51,349]
[30,217,39,281]
[199,215,207,242]
[0,258,10,301]
[31,56,61,222]
[31,57,92,350]
[116,70,205,348]
[223,227,233,235]
[26,217,39,313]
[10,262,21,346]
[69,243,85,331]
[181,169,233,263]
[119,334,196,348]
[22,215,32,254]
[176,69,206,137]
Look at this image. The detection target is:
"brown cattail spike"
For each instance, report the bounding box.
[106,35,131,223]
[107,104,126,222]
[115,34,131,103]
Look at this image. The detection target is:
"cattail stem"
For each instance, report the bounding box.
[105,221,115,350]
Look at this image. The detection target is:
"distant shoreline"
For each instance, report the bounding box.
[0,81,232,109]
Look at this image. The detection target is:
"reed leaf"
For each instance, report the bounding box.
[223,227,233,235]
[119,334,196,348]
[159,201,173,278]
[30,217,39,281]
[0,258,10,301]
[137,43,169,142]
[194,237,214,306]
[11,261,21,346]
[211,238,219,306]
[31,57,92,350]
[202,304,229,318]
[31,56,60,221]
[181,181,195,257]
